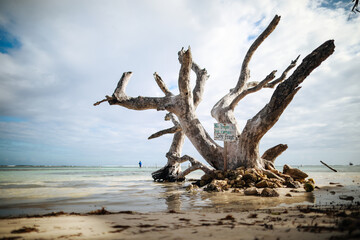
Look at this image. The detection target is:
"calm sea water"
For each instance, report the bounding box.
[0,165,359,217]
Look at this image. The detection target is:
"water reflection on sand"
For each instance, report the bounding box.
[158,182,317,213]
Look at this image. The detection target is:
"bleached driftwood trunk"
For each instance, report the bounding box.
[95,15,335,181]
[150,113,213,182]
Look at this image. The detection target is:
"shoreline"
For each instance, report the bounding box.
[1,185,360,240]
[0,204,359,240]
[1,167,359,239]
[1,183,357,218]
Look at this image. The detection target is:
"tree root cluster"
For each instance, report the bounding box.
[187,164,315,195]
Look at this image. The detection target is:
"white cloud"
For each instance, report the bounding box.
[0,0,359,166]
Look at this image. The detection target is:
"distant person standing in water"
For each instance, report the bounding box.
[139,161,142,168]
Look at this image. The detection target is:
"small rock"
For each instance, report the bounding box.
[285,177,301,188]
[269,181,280,188]
[245,181,255,188]
[236,168,245,176]
[225,170,237,180]
[233,179,246,188]
[285,193,292,197]
[214,170,225,180]
[255,180,269,188]
[304,181,315,192]
[242,173,258,182]
[260,188,279,197]
[244,187,259,196]
[307,178,315,184]
[204,180,229,192]
[232,188,241,193]
[283,164,308,180]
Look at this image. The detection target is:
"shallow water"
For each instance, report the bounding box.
[0,165,359,217]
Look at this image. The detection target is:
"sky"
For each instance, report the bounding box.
[0,0,359,167]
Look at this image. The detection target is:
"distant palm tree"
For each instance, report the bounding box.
[352,0,359,13]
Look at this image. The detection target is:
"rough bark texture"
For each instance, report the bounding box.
[262,144,288,163]
[94,15,335,181]
[150,113,213,182]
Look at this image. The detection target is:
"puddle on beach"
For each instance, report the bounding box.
[157,179,360,213]
[157,182,315,213]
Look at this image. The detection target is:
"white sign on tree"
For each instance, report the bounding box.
[214,123,236,142]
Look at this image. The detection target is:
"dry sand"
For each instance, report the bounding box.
[1,186,359,240]
[1,206,359,240]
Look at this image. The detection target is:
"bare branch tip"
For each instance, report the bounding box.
[93,97,109,106]
[292,55,300,63]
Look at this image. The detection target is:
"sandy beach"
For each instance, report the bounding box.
[0,205,359,240]
[1,185,359,240]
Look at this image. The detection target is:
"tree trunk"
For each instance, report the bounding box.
[151,131,185,182]
[94,15,335,178]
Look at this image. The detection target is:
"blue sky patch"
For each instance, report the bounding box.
[0,28,21,54]
[0,116,27,122]
[254,16,265,26]
[247,34,257,41]
[319,0,351,10]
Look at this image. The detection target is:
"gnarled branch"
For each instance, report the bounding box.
[178,48,209,107]
[94,71,175,111]
[173,154,214,179]
[230,70,277,110]
[211,15,283,124]
[148,113,182,140]
[262,144,288,163]
[265,55,300,88]
[245,55,300,90]
[241,40,335,143]
[148,126,181,139]
[154,72,173,96]
[178,48,193,103]
[233,15,281,93]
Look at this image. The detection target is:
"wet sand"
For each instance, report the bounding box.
[0,185,359,240]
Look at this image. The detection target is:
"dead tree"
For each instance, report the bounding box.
[94,15,335,181]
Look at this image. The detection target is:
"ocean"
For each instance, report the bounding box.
[0,165,359,217]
